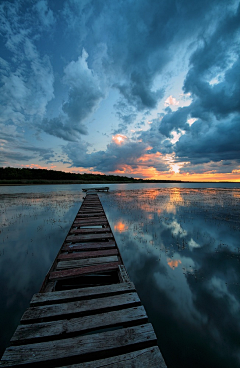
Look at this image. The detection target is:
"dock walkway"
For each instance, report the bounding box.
[0,193,167,367]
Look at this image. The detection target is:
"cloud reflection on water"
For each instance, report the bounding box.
[100,188,240,368]
[0,192,83,357]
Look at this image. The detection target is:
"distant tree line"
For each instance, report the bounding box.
[0,167,139,182]
[0,167,182,183]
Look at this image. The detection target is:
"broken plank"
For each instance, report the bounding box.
[61,346,167,368]
[66,233,113,242]
[49,261,122,281]
[58,249,118,261]
[1,324,156,367]
[11,306,147,345]
[56,256,119,270]
[30,282,135,306]
[21,292,141,323]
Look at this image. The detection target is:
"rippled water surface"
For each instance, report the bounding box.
[0,184,240,367]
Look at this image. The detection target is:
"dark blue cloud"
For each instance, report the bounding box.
[157,3,240,170]
[0,0,239,174]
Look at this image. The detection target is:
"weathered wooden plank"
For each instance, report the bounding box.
[69,228,110,234]
[73,222,109,228]
[80,207,102,210]
[118,265,130,283]
[74,216,106,221]
[56,256,119,270]
[62,241,116,252]
[11,306,147,345]
[30,282,135,306]
[78,209,104,213]
[61,347,167,368]
[1,324,156,367]
[73,219,108,225]
[58,249,118,261]
[49,262,122,281]
[76,213,104,218]
[21,292,140,323]
[66,233,113,242]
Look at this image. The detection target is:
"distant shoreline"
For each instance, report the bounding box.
[0,180,238,186]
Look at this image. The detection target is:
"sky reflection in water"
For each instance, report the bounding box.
[100,188,240,368]
[0,191,84,356]
[0,187,240,367]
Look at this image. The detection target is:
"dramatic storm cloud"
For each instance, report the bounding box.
[0,0,239,180]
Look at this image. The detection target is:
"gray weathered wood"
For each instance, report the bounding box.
[56,256,119,270]
[1,324,156,367]
[78,210,104,213]
[49,261,121,281]
[62,241,116,252]
[66,233,113,242]
[73,220,108,227]
[69,228,110,234]
[118,265,130,283]
[11,306,147,345]
[74,216,107,222]
[30,282,135,306]
[80,206,103,210]
[66,233,113,243]
[61,347,167,368]
[58,249,118,261]
[76,213,104,218]
[21,292,140,323]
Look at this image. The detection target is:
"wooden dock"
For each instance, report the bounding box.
[82,187,109,192]
[0,193,167,367]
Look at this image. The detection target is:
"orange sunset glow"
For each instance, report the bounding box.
[167,259,182,269]
[112,134,127,145]
[114,221,128,233]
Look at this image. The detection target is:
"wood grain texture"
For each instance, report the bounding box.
[56,256,119,270]
[58,249,118,261]
[73,220,108,227]
[74,216,106,221]
[62,241,116,252]
[61,347,167,368]
[49,262,121,281]
[118,265,130,283]
[76,213,104,218]
[11,306,147,345]
[78,210,104,213]
[22,292,140,323]
[1,324,156,367]
[30,282,135,306]
[66,233,113,243]
[69,228,110,234]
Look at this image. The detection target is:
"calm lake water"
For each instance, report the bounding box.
[0,183,240,367]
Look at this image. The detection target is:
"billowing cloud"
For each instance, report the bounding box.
[165,96,179,107]
[62,135,170,176]
[0,0,239,179]
[40,49,104,141]
[157,4,240,171]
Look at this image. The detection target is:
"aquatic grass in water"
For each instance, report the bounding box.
[0,191,84,355]
[0,186,240,367]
